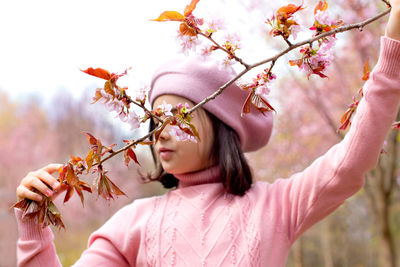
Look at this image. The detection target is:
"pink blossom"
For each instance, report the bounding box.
[98,90,112,104]
[135,85,149,102]
[290,24,302,40]
[106,100,122,113]
[319,37,336,53]
[127,112,140,130]
[199,45,212,59]
[177,102,190,110]
[206,18,225,33]
[158,101,173,116]
[224,33,241,49]
[177,31,201,55]
[169,126,198,143]
[255,84,271,100]
[218,57,236,74]
[314,10,334,25]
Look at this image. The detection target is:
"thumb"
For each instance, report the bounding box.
[42,163,64,175]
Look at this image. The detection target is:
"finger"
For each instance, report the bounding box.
[35,169,61,190]
[23,176,54,198]
[42,163,64,175]
[16,185,43,202]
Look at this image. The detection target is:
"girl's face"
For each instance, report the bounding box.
[153,95,215,175]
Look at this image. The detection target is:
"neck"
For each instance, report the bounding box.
[174,165,221,188]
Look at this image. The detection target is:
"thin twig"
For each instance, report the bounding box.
[98,3,391,166]
[190,7,391,114]
[381,0,391,7]
[198,32,250,69]
[99,128,156,165]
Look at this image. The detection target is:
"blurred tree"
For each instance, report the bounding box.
[0,90,164,266]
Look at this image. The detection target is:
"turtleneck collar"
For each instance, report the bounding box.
[174,165,221,188]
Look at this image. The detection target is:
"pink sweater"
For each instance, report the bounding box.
[15,37,400,267]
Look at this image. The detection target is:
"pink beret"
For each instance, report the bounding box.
[149,57,273,152]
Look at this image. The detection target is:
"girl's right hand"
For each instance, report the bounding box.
[16,164,66,202]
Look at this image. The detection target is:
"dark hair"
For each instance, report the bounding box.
[146,111,253,196]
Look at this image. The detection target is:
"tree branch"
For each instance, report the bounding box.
[189,6,391,115]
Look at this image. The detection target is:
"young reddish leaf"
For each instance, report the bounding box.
[241,90,275,116]
[97,171,126,200]
[152,11,185,22]
[81,67,111,80]
[184,0,200,17]
[70,155,83,165]
[85,132,98,146]
[104,80,116,99]
[277,3,304,20]
[13,197,65,229]
[362,60,370,81]
[101,144,116,156]
[91,89,104,104]
[123,149,131,167]
[85,150,94,173]
[179,22,198,36]
[314,0,328,15]
[63,187,75,203]
[241,90,253,116]
[289,59,303,67]
[128,148,141,166]
[154,117,172,142]
[138,140,153,146]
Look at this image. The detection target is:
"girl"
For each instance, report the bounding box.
[15,2,400,266]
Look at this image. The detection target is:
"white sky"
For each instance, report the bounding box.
[0,0,280,104]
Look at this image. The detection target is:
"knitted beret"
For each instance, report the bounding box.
[149,56,273,152]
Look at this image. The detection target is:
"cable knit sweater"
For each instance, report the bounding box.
[15,37,400,267]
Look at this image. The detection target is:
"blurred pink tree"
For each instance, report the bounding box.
[0,91,163,266]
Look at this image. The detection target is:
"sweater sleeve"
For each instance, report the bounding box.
[15,200,146,267]
[15,209,62,267]
[275,36,400,242]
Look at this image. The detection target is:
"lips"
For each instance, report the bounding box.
[159,147,174,160]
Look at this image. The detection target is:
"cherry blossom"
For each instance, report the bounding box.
[177,30,201,55]
[158,101,173,117]
[169,125,198,143]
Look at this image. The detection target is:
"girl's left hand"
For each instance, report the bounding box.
[386,0,400,41]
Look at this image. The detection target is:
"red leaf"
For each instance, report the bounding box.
[277,3,304,19]
[241,90,275,116]
[63,187,74,203]
[339,108,356,131]
[128,148,141,166]
[362,60,370,81]
[154,117,172,142]
[85,150,94,173]
[104,80,116,99]
[13,197,65,229]
[123,149,131,167]
[97,172,126,200]
[81,67,111,80]
[314,0,328,15]
[184,0,200,17]
[179,22,198,36]
[152,11,185,22]
[241,90,253,116]
[91,89,103,104]
[85,132,98,146]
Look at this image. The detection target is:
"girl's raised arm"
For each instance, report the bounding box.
[270,1,400,242]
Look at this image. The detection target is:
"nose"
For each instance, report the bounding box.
[158,123,171,141]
